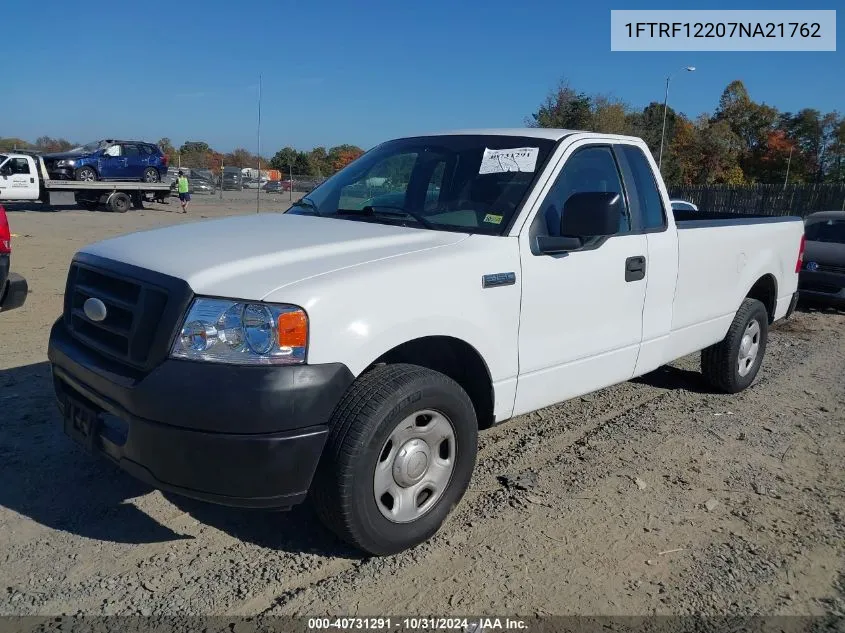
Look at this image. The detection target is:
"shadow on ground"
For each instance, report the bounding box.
[632,364,714,394]
[0,361,357,557]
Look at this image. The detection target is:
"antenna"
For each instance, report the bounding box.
[256,73,262,213]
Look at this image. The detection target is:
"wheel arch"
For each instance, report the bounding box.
[745,273,778,323]
[365,335,495,429]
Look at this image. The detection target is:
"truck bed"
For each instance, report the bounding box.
[673,209,800,226]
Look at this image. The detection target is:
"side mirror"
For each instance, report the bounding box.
[560,191,623,238]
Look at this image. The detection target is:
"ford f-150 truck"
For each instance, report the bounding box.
[47,129,804,555]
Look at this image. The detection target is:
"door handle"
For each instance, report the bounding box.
[625,256,646,282]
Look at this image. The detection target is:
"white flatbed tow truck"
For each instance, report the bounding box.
[0,151,171,212]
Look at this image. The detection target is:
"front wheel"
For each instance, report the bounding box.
[75,166,97,182]
[312,364,477,556]
[701,298,769,393]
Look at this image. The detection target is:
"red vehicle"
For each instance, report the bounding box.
[0,205,28,311]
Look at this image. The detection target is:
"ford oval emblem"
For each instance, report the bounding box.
[806,261,819,272]
[83,297,108,322]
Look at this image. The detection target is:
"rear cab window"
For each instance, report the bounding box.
[805,219,845,244]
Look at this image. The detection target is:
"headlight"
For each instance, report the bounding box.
[170,298,307,364]
[56,159,76,167]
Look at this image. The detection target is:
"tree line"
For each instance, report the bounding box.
[5,79,842,187]
[529,79,845,187]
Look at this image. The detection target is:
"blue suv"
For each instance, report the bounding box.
[43,140,168,182]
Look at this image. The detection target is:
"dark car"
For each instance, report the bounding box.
[188,176,216,195]
[221,171,243,191]
[798,211,845,309]
[42,140,168,183]
[0,204,28,312]
[262,180,284,193]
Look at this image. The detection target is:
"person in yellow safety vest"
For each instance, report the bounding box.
[177,170,191,213]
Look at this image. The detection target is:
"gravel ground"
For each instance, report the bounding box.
[0,193,843,622]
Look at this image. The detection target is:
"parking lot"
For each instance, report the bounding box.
[1,195,844,620]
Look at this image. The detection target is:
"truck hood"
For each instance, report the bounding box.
[80,213,467,299]
[42,151,85,159]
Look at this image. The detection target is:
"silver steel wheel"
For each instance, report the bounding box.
[144,169,159,183]
[373,409,456,523]
[737,319,761,377]
[78,169,95,181]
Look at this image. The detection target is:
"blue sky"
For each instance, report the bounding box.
[3,0,842,153]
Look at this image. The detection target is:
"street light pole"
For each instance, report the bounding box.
[658,66,696,172]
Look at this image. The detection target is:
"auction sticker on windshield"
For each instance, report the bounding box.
[479,147,539,174]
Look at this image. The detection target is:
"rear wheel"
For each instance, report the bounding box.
[108,192,131,213]
[312,363,477,555]
[143,167,160,183]
[701,298,768,393]
[75,166,97,182]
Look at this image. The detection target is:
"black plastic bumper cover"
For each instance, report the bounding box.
[1,272,28,312]
[48,318,355,508]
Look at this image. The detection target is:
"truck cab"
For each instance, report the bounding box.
[0,153,40,200]
[47,129,804,556]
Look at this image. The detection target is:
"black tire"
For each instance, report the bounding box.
[109,192,131,213]
[701,298,768,393]
[143,167,160,183]
[74,166,97,182]
[312,363,478,556]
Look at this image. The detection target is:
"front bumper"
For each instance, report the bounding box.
[47,167,75,180]
[0,269,28,312]
[798,269,845,308]
[48,318,355,508]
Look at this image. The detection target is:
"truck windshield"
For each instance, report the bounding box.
[288,135,556,235]
[805,219,845,244]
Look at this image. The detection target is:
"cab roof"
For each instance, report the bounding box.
[424,128,644,143]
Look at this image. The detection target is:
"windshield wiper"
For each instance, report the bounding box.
[337,205,434,229]
[288,197,321,216]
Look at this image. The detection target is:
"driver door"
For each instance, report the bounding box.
[514,143,647,415]
[98,144,126,180]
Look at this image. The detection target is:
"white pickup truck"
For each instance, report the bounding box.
[48,129,804,555]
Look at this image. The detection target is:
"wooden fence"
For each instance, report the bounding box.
[667,184,845,218]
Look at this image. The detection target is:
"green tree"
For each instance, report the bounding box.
[226,148,255,168]
[0,137,32,150]
[528,81,593,129]
[270,146,299,172]
[307,146,330,177]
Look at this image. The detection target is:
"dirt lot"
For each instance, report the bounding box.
[0,193,843,621]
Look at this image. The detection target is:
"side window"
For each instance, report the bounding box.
[10,158,31,175]
[424,161,446,211]
[619,145,666,230]
[541,146,630,237]
[103,145,121,157]
[122,144,140,158]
